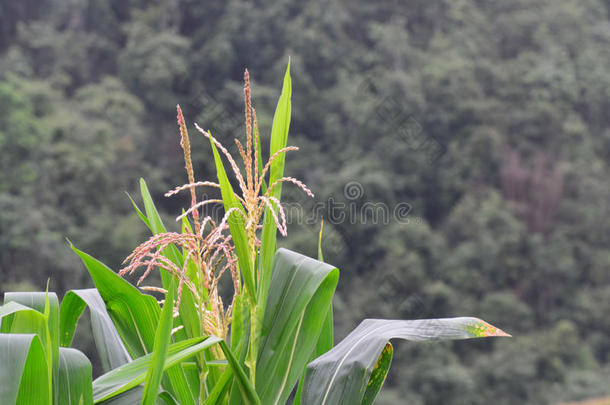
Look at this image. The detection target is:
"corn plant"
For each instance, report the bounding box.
[0,64,510,404]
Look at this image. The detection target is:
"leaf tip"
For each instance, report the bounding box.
[466,318,512,338]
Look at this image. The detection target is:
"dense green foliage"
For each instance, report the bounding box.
[1,1,610,403]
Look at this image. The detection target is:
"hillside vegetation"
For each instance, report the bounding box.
[1,1,610,403]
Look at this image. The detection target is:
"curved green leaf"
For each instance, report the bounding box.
[301,317,511,405]
[71,246,160,358]
[0,301,39,321]
[59,289,131,372]
[0,333,51,405]
[202,367,233,405]
[256,248,339,405]
[97,386,174,405]
[71,245,194,405]
[2,292,58,403]
[57,347,93,405]
[93,336,221,403]
[293,223,334,405]
[217,340,261,405]
[361,343,392,405]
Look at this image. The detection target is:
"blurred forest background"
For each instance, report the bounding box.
[1,0,610,403]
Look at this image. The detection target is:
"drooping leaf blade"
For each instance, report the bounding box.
[301,317,511,405]
[59,288,131,372]
[71,245,160,359]
[71,245,194,404]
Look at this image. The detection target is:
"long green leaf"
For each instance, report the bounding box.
[142,282,175,405]
[71,245,160,358]
[126,192,151,229]
[301,317,511,404]
[314,220,333,356]
[98,385,175,405]
[0,301,39,321]
[207,133,255,303]
[71,245,194,405]
[98,387,146,405]
[93,336,221,403]
[293,221,333,405]
[60,289,131,372]
[202,368,233,405]
[139,180,202,399]
[217,340,261,405]
[57,347,94,405]
[2,292,59,404]
[0,333,51,405]
[202,337,263,405]
[228,293,250,405]
[139,179,174,291]
[256,248,339,405]
[139,178,201,343]
[257,62,292,318]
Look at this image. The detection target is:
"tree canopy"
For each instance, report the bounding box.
[1,1,610,403]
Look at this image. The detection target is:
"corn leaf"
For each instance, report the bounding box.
[301,317,511,404]
[71,245,160,358]
[71,245,194,404]
[0,333,51,405]
[200,337,263,405]
[97,387,145,405]
[93,336,221,403]
[254,65,292,393]
[202,368,233,405]
[2,292,59,403]
[293,221,334,405]
[257,62,292,319]
[228,293,250,405]
[126,192,151,229]
[207,133,256,303]
[142,281,175,405]
[57,347,94,405]
[217,339,261,405]
[138,179,198,343]
[59,288,131,372]
[361,343,392,405]
[255,248,339,405]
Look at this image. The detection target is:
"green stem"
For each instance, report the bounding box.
[245,239,259,387]
[199,361,209,403]
[246,301,258,387]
